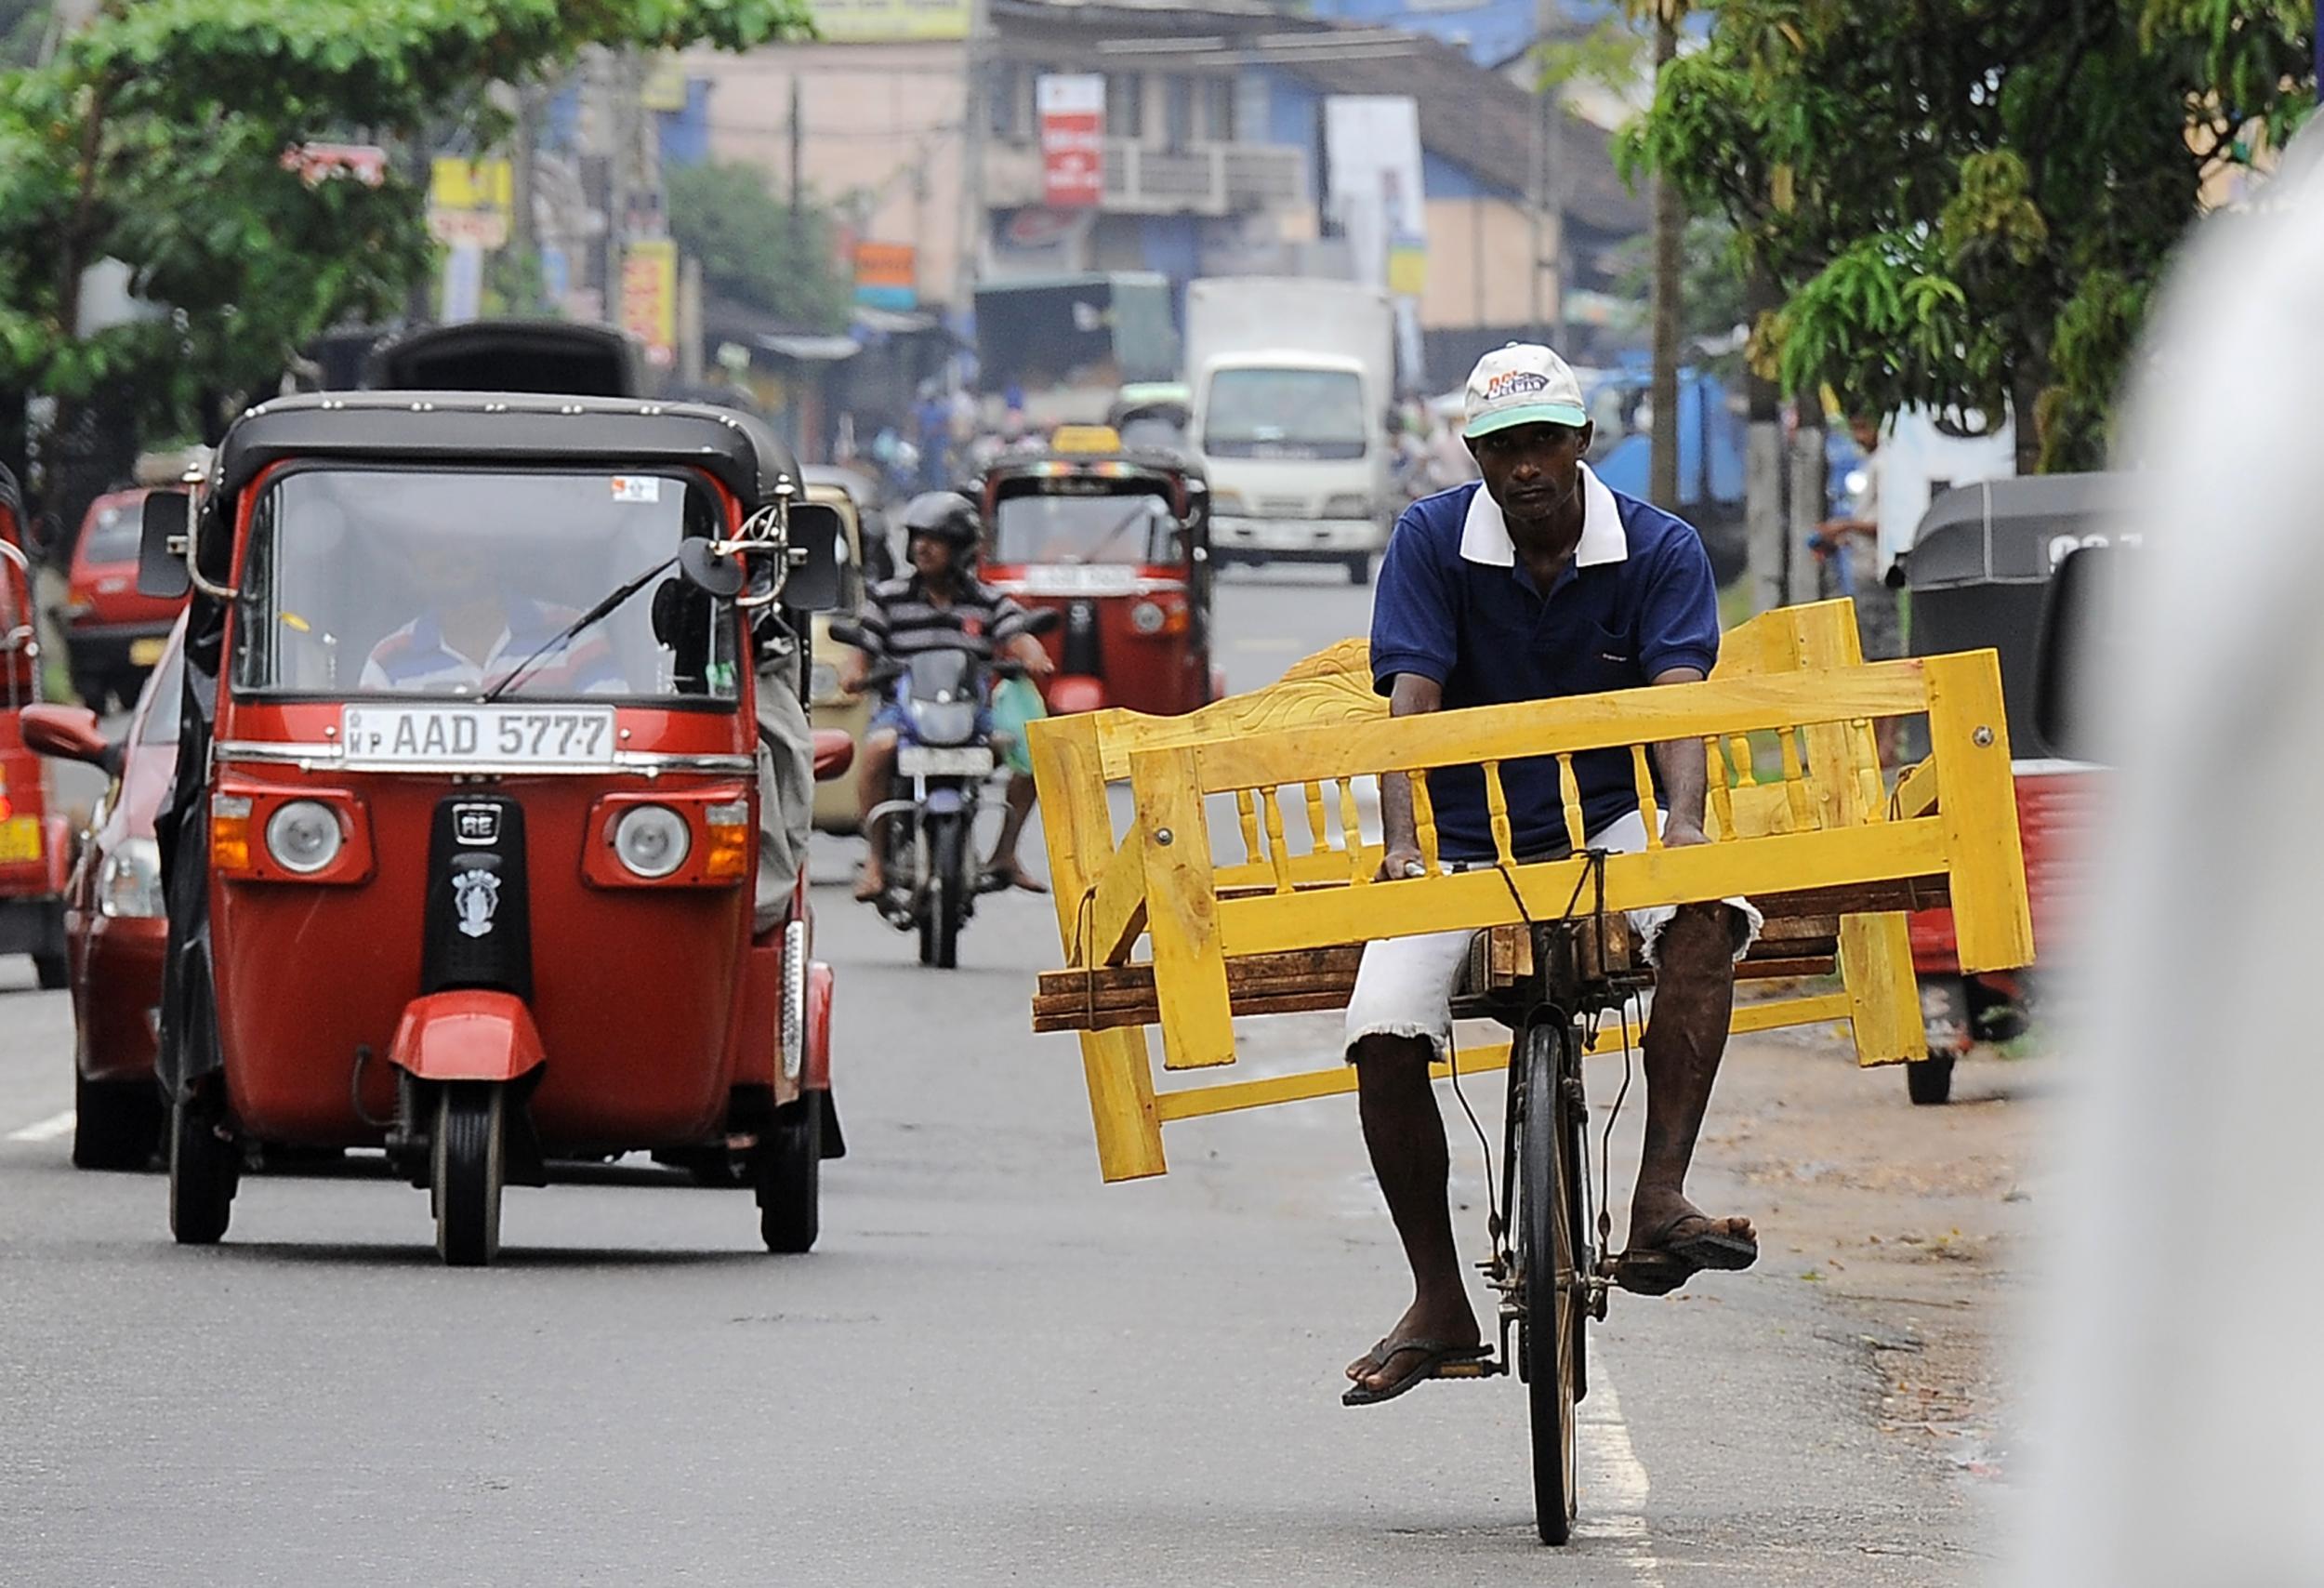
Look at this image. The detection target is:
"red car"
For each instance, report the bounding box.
[22,622,181,1169]
[62,486,181,711]
[0,469,71,992]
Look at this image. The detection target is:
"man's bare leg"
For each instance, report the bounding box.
[983,772,1044,890]
[853,729,898,900]
[1627,901,1755,1257]
[1347,1034,1480,1393]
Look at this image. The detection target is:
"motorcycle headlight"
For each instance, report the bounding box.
[264,801,344,876]
[97,837,164,919]
[809,661,843,704]
[1323,494,1372,519]
[614,803,692,879]
[907,699,979,748]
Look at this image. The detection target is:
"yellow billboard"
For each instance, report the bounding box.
[808,0,970,42]
[622,239,680,370]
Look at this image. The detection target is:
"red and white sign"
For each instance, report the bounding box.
[1038,74,1105,210]
[281,141,389,188]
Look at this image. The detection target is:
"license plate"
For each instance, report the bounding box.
[128,637,165,667]
[897,745,993,777]
[339,705,618,769]
[0,815,40,865]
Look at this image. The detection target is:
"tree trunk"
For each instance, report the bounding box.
[1648,7,1682,509]
[1744,267,1784,614]
[2011,363,2045,474]
[1785,390,1824,607]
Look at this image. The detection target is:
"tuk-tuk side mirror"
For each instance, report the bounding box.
[782,501,845,613]
[22,703,118,773]
[2033,544,2122,762]
[677,537,746,598]
[139,491,193,600]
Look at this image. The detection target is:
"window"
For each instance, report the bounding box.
[1164,74,1194,152]
[1103,73,1143,139]
[1201,75,1237,142]
[994,488,1181,567]
[989,62,1021,138]
[1201,368,1369,460]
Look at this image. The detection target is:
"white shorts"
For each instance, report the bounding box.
[1341,809,1763,1060]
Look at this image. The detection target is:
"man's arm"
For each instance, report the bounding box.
[1647,665,1710,846]
[1378,673,1444,879]
[984,587,1055,677]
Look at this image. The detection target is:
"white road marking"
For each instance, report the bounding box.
[7,1109,75,1144]
[1575,1356,1664,1581]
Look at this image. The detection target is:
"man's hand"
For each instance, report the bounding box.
[1009,635,1056,678]
[1660,816,1712,849]
[838,653,870,695]
[1377,844,1429,882]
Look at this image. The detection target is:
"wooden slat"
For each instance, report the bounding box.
[1135,744,1236,1070]
[1189,663,1934,794]
[1923,652,2036,973]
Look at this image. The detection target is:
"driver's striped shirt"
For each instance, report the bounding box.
[857,573,1033,662]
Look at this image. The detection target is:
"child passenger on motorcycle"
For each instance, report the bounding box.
[842,491,1055,901]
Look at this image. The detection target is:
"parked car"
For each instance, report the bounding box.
[21,621,181,1168]
[62,486,179,710]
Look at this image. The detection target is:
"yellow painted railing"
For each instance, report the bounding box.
[1028,600,2034,1182]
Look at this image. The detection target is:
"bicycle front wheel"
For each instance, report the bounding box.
[1518,1018,1581,1544]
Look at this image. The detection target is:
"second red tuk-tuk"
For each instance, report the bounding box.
[0,465,73,989]
[978,430,1220,717]
[134,391,852,1263]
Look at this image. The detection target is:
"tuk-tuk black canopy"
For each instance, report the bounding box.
[1907,473,2130,589]
[1907,471,2131,757]
[211,390,801,507]
[363,320,650,399]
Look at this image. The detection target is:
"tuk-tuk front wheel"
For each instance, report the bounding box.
[433,1082,507,1267]
[756,1096,822,1253]
[167,1096,239,1245]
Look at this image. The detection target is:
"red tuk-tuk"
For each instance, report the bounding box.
[1900,474,2114,1103]
[136,391,851,1263]
[0,466,72,989]
[979,431,1220,717]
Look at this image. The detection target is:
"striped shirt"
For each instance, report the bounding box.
[857,572,1032,663]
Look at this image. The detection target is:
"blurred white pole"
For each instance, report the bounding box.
[2010,126,2324,1587]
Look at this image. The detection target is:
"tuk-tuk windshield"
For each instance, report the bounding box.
[993,488,1180,567]
[231,468,740,702]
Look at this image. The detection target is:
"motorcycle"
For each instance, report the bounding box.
[834,611,1057,969]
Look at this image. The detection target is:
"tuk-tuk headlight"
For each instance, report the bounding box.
[614,803,692,879]
[1130,601,1167,635]
[97,837,164,918]
[265,801,344,875]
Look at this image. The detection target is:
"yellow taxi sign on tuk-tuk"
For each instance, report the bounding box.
[1050,425,1122,456]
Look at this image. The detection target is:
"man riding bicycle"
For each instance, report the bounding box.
[1343,345,1763,1407]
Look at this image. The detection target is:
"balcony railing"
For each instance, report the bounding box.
[987,139,1306,217]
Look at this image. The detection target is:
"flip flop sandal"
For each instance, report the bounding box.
[1340,1340,1489,1408]
[1615,1223,1760,1297]
[979,865,1050,895]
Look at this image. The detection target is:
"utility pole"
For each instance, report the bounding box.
[958,0,992,323]
[508,83,545,317]
[789,74,805,220]
[1744,267,1784,614]
[1647,1,1681,509]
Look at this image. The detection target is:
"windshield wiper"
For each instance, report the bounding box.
[1068,502,1155,564]
[479,553,675,704]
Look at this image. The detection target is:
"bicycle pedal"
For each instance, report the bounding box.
[1436,1356,1506,1380]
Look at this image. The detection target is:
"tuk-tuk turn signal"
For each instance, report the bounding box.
[704,799,752,881]
[211,793,254,871]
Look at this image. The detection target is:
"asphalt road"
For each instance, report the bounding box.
[0,569,1998,1585]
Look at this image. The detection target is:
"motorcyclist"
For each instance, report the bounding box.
[842,491,1054,901]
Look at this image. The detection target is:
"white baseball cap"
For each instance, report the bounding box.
[1462,343,1588,439]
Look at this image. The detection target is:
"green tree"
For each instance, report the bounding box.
[0,0,815,435]
[666,159,849,334]
[1624,0,2314,470]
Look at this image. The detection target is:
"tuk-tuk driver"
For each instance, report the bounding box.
[842,491,1055,899]
[362,534,626,695]
[1341,344,1763,1408]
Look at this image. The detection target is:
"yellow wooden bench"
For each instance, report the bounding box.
[1027,600,2035,1182]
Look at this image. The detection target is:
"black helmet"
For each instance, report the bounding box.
[899,490,981,551]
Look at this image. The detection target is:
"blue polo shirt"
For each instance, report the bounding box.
[1370,469,1721,861]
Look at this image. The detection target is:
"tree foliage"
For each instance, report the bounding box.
[665,159,849,335]
[0,0,814,430]
[1623,0,2314,469]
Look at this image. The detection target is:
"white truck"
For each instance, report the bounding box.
[1182,277,1395,583]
